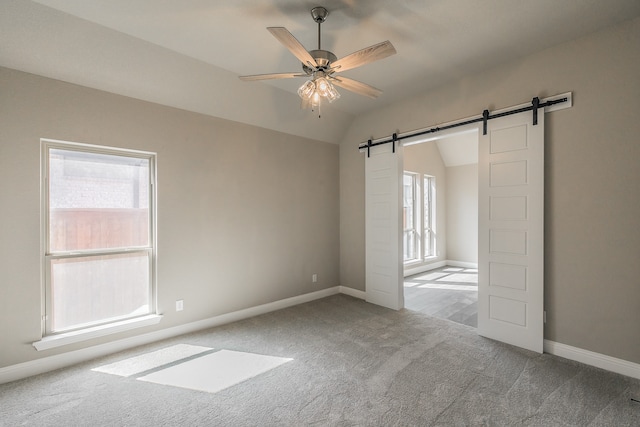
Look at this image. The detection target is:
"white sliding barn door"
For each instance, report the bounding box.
[478,110,544,353]
[365,142,404,310]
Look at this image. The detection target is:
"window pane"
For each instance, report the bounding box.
[424,229,432,257]
[424,176,435,258]
[403,174,414,229]
[404,231,416,261]
[403,173,419,262]
[49,149,150,252]
[50,252,150,332]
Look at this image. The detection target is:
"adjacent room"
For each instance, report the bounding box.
[402,131,479,327]
[1,1,639,425]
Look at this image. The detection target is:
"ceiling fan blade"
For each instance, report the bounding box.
[331,40,396,73]
[331,76,382,99]
[267,27,318,68]
[239,72,307,81]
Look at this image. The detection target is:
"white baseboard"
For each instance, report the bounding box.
[446,260,478,269]
[339,286,366,300]
[404,260,477,277]
[0,286,341,385]
[544,339,640,380]
[404,260,447,277]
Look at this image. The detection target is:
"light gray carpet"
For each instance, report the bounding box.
[1,294,639,426]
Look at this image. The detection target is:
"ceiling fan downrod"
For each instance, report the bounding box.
[302,7,336,76]
[310,6,328,50]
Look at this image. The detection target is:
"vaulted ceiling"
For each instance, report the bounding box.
[2,1,640,143]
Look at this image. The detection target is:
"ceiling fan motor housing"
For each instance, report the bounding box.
[303,49,338,74]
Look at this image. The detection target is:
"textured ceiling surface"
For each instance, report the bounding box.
[28,0,640,114]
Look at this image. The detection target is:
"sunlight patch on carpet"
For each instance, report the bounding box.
[92,344,212,377]
[436,273,478,283]
[413,272,449,281]
[137,349,293,393]
[404,281,421,287]
[417,283,477,291]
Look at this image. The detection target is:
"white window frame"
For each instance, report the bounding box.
[423,175,436,259]
[35,139,160,351]
[403,172,420,263]
[403,172,438,264]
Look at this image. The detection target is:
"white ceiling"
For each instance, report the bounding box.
[405,128,479,167]
[2,1,640,142]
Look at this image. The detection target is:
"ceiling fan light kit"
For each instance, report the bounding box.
[239,6,396,117]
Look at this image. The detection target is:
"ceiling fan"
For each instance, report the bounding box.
[239,6,396,113]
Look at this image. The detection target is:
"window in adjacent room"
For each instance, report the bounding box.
[423,175,436,259]
[403,172,419,262]
[42,139,156,336]
[403,171,437,264]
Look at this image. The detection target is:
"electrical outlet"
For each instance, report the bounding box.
[176,300,184,311]
[312,274,318,283]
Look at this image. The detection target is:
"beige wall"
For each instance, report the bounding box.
[2,16,639,373]
[403,142,447,268]
[340,17,640,364]
[0,68,339,368]
[446,164,478,264]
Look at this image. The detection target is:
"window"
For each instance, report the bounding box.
[403,171,437,263]
[42,140,156,336]
[423,175,436,258]
[403,172,419,262]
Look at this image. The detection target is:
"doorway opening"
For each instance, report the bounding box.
[404,266,478,327]
[401,128,479,327]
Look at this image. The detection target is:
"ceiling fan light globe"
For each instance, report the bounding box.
[300,96,312,110]
[315,77,331,97]
[297,80,316,100]
[326,85,341,103]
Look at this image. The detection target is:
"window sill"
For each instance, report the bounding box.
[32,314,162,351]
